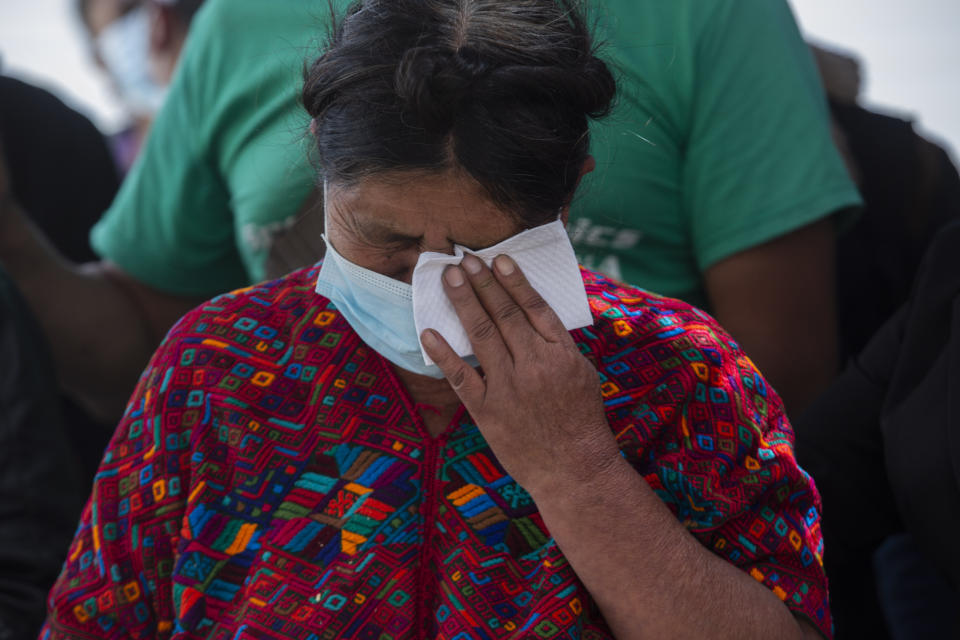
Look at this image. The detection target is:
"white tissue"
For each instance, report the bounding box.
[412,219,593,365]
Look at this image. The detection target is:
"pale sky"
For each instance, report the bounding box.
[789,0,960,158]
[0,0,957,158]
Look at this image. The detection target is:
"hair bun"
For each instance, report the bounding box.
[395,46,490,133]
[453,46,487,77]
[479,58,615,122]
[576,57,618,118]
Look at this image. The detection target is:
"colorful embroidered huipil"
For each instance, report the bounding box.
[43,265,832,639]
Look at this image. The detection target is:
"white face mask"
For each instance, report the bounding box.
[315,195,593,377]
[96,6,168,118]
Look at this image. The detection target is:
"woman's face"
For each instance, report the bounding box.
[324,171,527,283]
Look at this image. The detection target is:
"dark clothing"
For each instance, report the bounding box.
[0,75,119,263]
[797,220,960,638]
[0,74,120,483]
[872,534,955,639]
[833,101,960,361]
[0,78,119,639]
[0,269,86,640]
[814,100,960,638]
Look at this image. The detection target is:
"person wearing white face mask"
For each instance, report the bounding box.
[76,0,203,172]
[44,2,832,638]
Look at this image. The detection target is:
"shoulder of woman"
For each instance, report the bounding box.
[581,270,780,413]
[582,270,736,354]
[158,264,329,360]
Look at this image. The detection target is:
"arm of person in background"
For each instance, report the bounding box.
[683,0,862,418]
[0,143,202,423]
[704,45,863,417]
[704,217,839,417]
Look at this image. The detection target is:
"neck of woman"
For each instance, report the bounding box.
[391,365,464,438]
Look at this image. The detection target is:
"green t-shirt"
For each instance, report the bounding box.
[91,0,342,295]
[93,0,860,307]
[571,0,861,307]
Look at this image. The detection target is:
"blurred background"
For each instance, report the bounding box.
[0,0,957,157]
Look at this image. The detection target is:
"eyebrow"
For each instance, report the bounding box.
[354,217,421,245]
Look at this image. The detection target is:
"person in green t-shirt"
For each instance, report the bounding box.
[576,0,859,306]
[570,0,861,415]
[0,0,859,422]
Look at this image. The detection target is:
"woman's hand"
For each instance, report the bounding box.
[420,253,620,495]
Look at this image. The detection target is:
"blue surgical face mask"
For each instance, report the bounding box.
[315,236,480,378]
[95,6,168,118]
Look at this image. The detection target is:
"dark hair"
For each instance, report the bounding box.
[302,0,616,227]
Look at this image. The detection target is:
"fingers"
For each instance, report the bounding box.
[490,255,569,343]
[456,253,543,358]
[420,328,485,407]
[441,258,520,366]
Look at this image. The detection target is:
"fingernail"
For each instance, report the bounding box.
[420,329,440,349]
[494,254,516,275]
[444,265,465,287]
[461,254,482,275]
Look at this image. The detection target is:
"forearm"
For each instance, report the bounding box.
[724,315,837,419]
[705,217,840,418]
[0,197,161,421]
[528,457,819,640]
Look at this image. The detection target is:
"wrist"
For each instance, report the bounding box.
[524,439,632,506]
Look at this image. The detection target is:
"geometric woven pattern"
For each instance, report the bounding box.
[42,264,832,639]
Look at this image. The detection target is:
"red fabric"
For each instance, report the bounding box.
[42,265,831,639]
